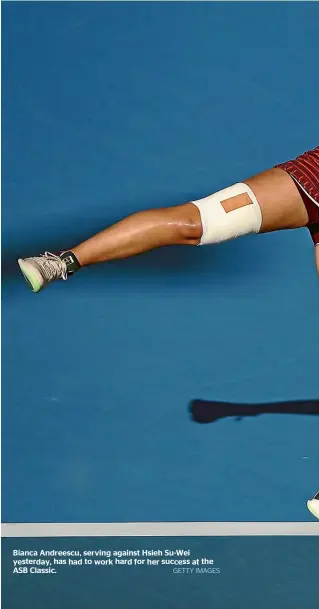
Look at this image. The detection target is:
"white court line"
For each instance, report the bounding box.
[2,522,319,537]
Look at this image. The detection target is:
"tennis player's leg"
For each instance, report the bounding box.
[18,167,309,292]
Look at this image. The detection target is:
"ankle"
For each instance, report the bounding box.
[60,251,81,275]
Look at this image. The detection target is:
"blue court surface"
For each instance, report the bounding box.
[2,1,319,524]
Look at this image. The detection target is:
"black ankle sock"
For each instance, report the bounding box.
[60,251,81,275]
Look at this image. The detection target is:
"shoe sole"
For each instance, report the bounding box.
[307,500,319,520]
[18,259,44,293]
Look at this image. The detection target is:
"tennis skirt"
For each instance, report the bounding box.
[276,145,319,245]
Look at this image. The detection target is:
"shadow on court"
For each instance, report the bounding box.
[190,399,319,424]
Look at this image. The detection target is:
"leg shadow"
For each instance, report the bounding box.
[190,399,319,423]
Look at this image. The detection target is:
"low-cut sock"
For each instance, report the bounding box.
[59,251,81,275]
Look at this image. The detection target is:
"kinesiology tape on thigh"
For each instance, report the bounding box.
[192,183,262,245]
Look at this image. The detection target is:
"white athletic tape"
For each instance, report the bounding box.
[192,182,262,245]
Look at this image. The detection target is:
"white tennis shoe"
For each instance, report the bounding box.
[18,252,68,293]
[307,491,319,519]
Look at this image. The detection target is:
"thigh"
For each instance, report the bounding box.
[245,167,309,233]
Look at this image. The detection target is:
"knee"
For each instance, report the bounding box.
[169,203,203,244]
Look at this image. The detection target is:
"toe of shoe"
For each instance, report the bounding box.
[18,259,43,292]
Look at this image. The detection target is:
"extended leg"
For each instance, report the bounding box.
[18,167,311,292]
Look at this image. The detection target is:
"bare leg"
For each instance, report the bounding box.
[72,203,202,266]
[71,167,309,267]
[245,168,308,232]
[18,166,313,293]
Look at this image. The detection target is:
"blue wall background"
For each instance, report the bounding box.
[2,1,319,523]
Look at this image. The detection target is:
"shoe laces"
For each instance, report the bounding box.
[39,252,68,281]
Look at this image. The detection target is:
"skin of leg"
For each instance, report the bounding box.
[244,167,309,232]
[71,167,309,267]
[72,203,202,266]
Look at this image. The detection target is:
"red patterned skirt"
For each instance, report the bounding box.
[276,146,319,245]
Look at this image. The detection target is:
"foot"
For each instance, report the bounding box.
[307,491,319,519]
[18,252,68,293]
